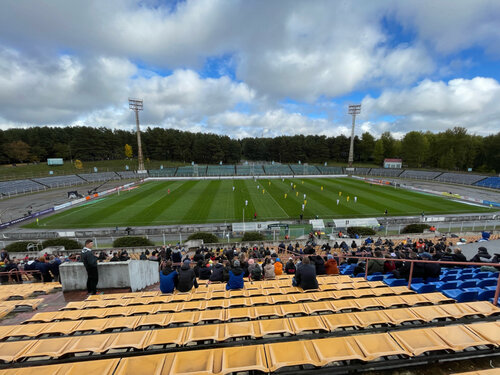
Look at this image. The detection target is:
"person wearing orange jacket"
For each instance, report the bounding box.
[274,258,283,276]
[325,254,339,275]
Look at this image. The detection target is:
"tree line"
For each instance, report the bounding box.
[0,126,498,172]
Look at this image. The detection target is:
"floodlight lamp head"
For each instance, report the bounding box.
[348,104,361,115]
[128,98,143,111]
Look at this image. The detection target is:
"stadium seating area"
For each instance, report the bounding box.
[0,179,45,196]
[77,172,121,183]
[117,171,143,179]
[289,164,321,175]
[176,165,208,177]
[206,165,236,176]
[475,176,500,189]
[235,164,265,175]
[263,164,293,175]
[0,273,498,374]
[435,172,487,185]
[369,168,403,177]
[33,175,86,188]
[399,170,443,179]
[148,168,178,177]
[353,167,371,175]
[316,165,343,174]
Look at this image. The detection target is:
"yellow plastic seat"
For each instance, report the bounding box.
[303,301,335,314]
[289,316,329,334]
[355,310,390,327]
[106,330,152,352]
[354,297,381,310]
[62,301,86,310]
[432,325,492,351]
[352,282,371,289]
[79,308,115,319]
[165,348,216,374]
[0,325,14,340]
[310,292,331,301]
[156,302,181,313]
[291,293,317,303]
[206,299,229,309]
[25,311,59,323]
[222,321,257,340]
[389,286,414,295]
[353,332,410,360]
[322,312,362,331]
[16,337,72,361]
[465,301,500,316]
[181,301,207,311]
[226,307,255,321]
[218,345,268,374]
[352,289,374,298]
[64,333,113,355]
[249,296,270,306]
[167,311,198,326]
[423,292,454,304]
[146,327,186,347]
[102,316,140,331]
[383,308,423,325]
[111,353,166,374]
[0,358,119,375]
[75,317,111,333]
[265,340,321,372]
[0,340,36,363]
[280,303,307,317]
[319,284,337,292]
[184,324,223,345]
[137,313,171,329]
[254,305,281,318]
[198,309,226,323]
[129,304,159,315]
[400,293,431,306]
[269,294,291,305]
[255,318,294,337]
[377,295,408,308]
[331,299,360,312]
[466,322,500,345]
[313,336,366,364]
[438,303,478,318]
[332,290,357,299]
[410,305,449,322]
[391,328,451,356]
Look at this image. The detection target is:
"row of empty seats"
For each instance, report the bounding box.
[27,293,453,324]
[435,172,487,185]
[0,322,497,371]
[475,176,500,189]
[0,299,43,312]
[399,170,443,179]
[33,174,85,188]
[0,283,61,301]
[61,286,415,311]
[77,172,121,182]
[1,301,497,343]
[289,164,321,175]
[368,168,403,177]
[0,179,45,196]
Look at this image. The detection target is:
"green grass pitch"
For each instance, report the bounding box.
[26,177,492,229]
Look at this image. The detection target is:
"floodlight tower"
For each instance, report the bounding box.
[129,98,146,173]
[347,104,361,168]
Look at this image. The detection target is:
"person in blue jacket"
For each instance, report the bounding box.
[160,260,178,294]
[226,260,244,290]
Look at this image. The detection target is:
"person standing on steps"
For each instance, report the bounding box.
[81,239,99,295]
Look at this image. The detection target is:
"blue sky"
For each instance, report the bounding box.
[0,0,499,138]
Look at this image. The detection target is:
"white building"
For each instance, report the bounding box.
[383,158,402,169]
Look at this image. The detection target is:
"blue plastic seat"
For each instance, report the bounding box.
[440,275,457,282]
[474,272,490,279]
[367,275,384,281]
[437,281,459,291]
[385,278,407,287]
[443,289,478,302]
[411,283,436,293]
[458,274,475,281]
[477,279,498,288]
[488,272,499,278]
[425,277,440,283]
[478,289,495,301]
[457,280,477,288]
[371,272,383,275]
[411,278,424,284]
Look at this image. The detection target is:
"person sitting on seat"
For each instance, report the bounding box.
[176,260,198,292]
[159,260,178,294]
[263,258,275,279]
[248,259,263,281]
[274,258,283,276]
[209,258,224,282]
[226,260,245,290]
[293,256,318,290]
[325,254,339,275]
[285,257,296,274]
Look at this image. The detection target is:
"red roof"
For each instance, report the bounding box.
[384,158,402,162]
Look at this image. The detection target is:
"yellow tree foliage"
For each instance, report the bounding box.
[124,144,133,159]
[74,159,83,169]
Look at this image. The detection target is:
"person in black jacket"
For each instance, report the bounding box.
[209,258,224,282]
[452,248,467,263]
[471,247,492,263]
[81,239,99,295]
[199,260,212,280]
[313,255,326,275]
[176,260,198,292]
[293,257,318,290]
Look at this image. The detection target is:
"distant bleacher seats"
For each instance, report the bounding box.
[435,172,488,185]
[353,167,371,175]
[369,168,403,177]
[474,176,500,189]
[176,165,207,177]
[289,164,320,175]
[263,164,293,175]
[117,171,142,179]
[77,172,120,183]
[148,168,177,177]
[316,165,344,175]
[399,170,442,179]
[206,165,235,176]
[236,164,265,175]
[33,175,85,188]
[0,179,44,196]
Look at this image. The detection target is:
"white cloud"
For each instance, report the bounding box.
[361,77,500,135]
